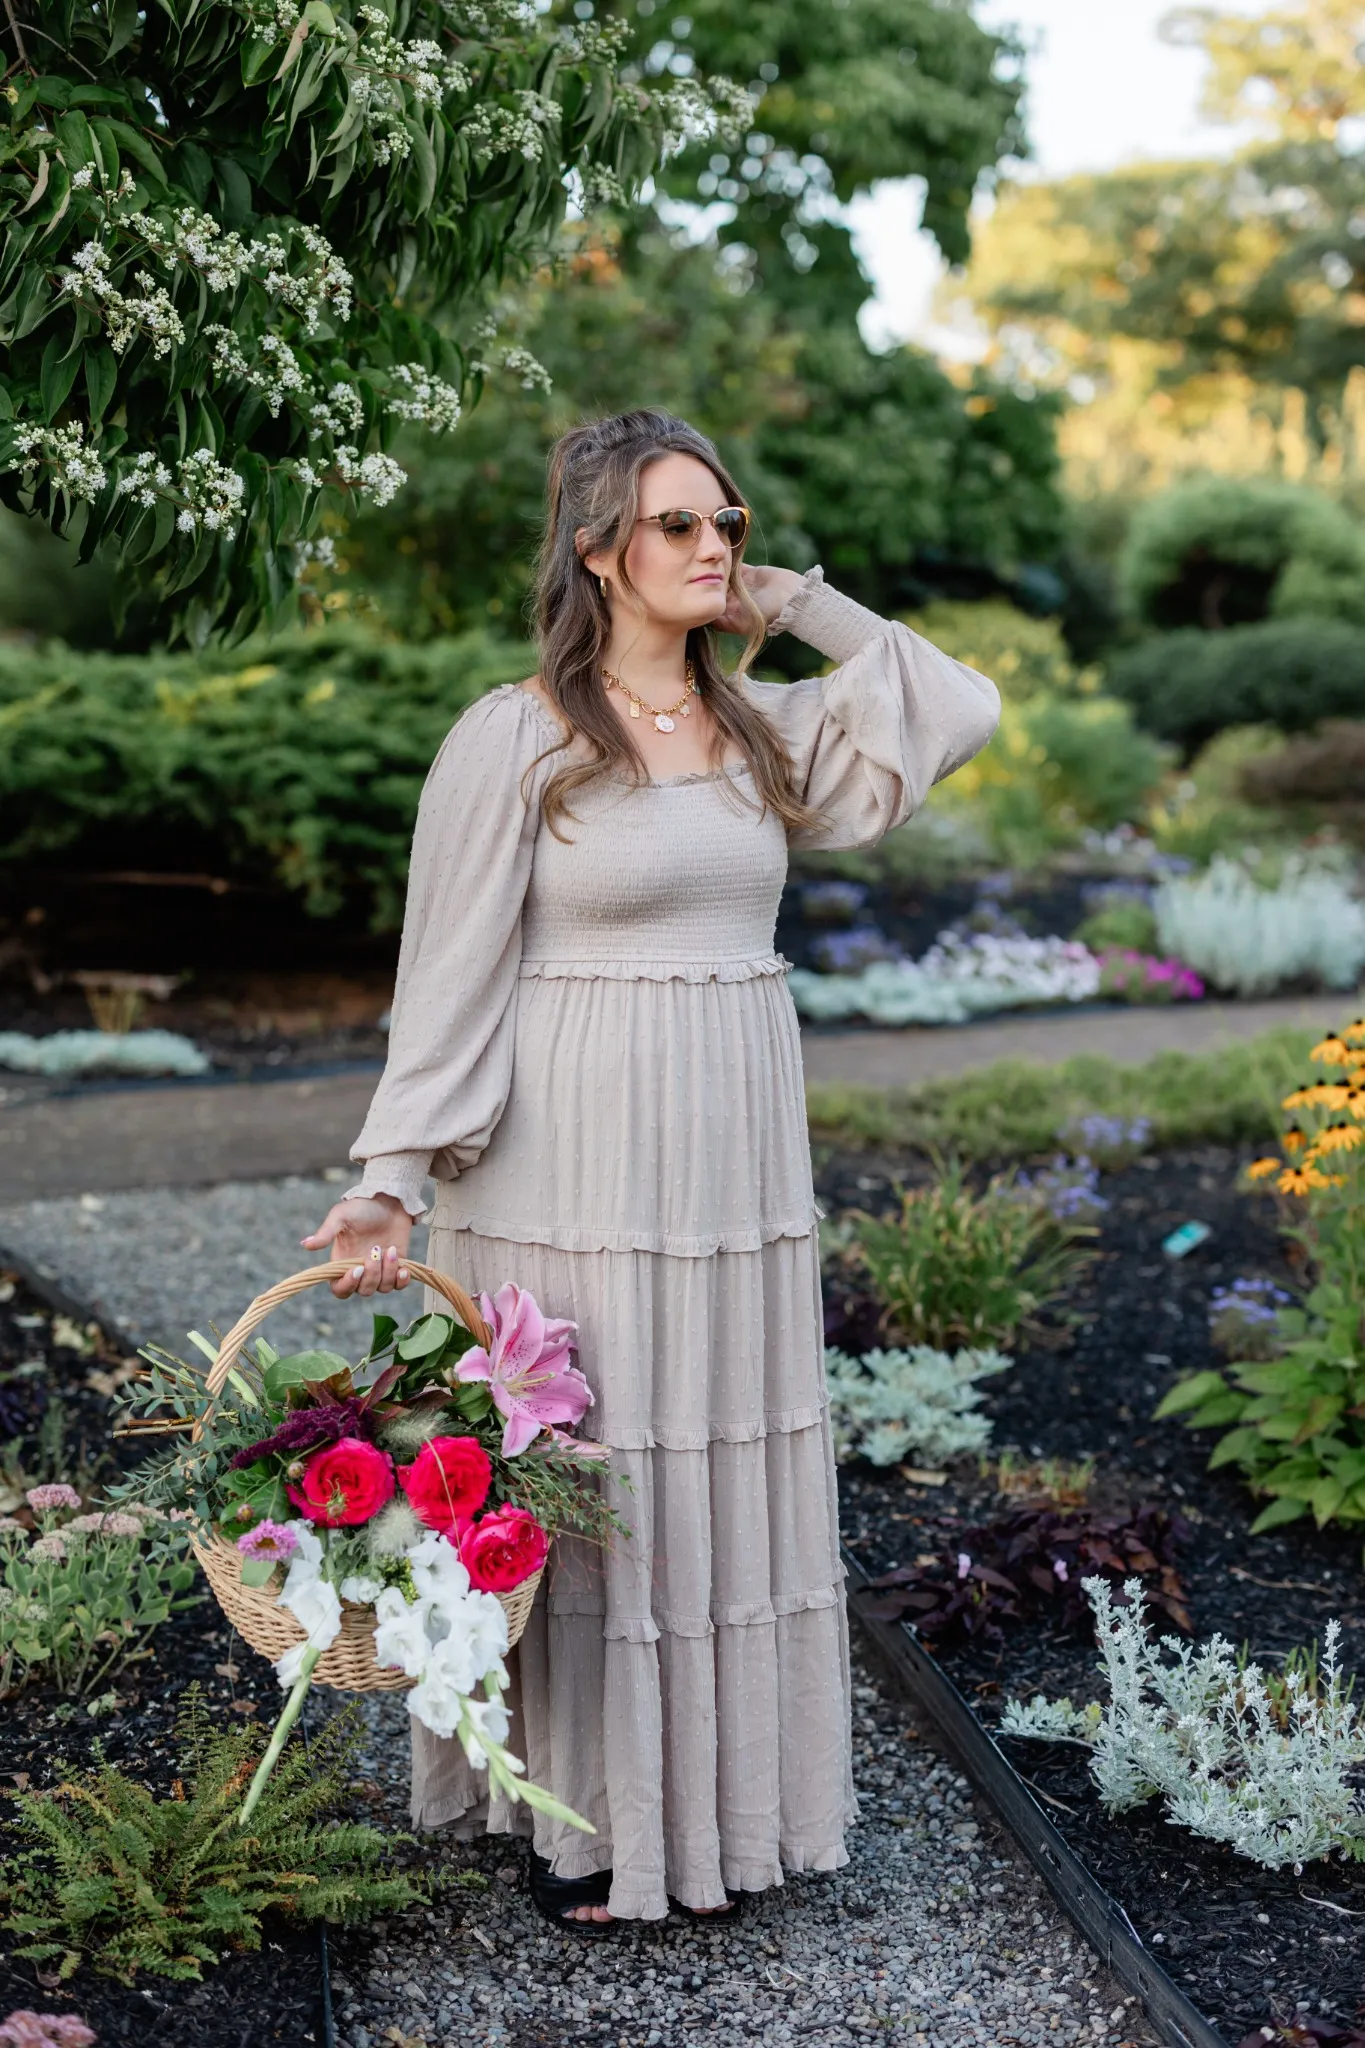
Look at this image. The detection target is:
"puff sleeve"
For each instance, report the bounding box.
[743,565,1001,851]
[345,688,551,1220]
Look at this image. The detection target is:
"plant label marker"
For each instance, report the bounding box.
[1162,1220,1211,1260]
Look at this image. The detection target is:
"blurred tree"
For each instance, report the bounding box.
[956,0,1365,531]
[341,0,1066,639]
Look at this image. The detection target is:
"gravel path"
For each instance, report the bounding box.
[3,1174,1159,2047]
[326,1658,1158,2048]
[0,1174,428,1354]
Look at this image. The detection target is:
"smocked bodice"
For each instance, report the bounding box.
[520,758,790,973]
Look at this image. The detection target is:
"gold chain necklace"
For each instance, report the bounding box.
[602,660,697,734]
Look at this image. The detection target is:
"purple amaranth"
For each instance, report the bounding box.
[231,1396,375,1470]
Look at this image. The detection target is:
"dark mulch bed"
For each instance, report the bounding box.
[821,1145,1365,2045]
[0,1272,327,2047]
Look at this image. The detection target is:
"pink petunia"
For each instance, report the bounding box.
[456,1283,591,1457]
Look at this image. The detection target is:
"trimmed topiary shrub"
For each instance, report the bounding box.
[1107,617,1365,752]
[1120,478,1365,632]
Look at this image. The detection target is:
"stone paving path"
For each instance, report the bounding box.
[0,1175,1161,2047]
[0,993,1335,1201]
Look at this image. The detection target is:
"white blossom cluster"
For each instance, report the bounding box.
[116,451,173,508]
[332,444,407,506]
[143,209,252,292]
[172,448,247,536]
[824,1344,1013,1469]
[12,421,108,501]
[440,0,539,36]
[204,324,307,416]
[654,74,759,155]
[255,223,354,328]
[385,362,462,429]
[69,163,136,199]
[1154,854,1365,997]
[296,534,338,569]
[461,89,560,164]
[308,380,366,438]
[348,7,473,164]
[558,16,630,63]
[1002,1577,1365,1871]
[62,241,185,357]
[577,162,627,211]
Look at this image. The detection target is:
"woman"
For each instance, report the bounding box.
[302,408,1000,1929]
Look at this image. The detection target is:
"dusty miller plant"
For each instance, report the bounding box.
[1000,1576,1365,1871]
[823,1343,1012,1468]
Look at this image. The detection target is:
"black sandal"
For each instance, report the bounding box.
[527,1849,616,1935]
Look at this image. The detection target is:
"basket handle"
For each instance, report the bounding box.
[204,1260,493,1400]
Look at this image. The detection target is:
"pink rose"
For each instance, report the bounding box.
[287,1437,394,1527]
[398,1435,492,1539]
[462,1506,549,1594]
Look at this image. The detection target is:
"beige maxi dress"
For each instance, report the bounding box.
[347,567,1000,1919]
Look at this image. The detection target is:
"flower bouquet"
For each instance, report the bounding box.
[114,1260,618,1825]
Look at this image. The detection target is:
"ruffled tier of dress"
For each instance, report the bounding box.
[435,965,821,1259]
[417,1221,857,1918]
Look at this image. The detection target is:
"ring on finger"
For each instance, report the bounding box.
[370,1244,382,1262]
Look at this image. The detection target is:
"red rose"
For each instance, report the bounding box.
[462,1506,549,1594]
[399,1435,492,1538]
[287,1437,394,1528]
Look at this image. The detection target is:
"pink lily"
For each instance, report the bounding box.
[456,1283,592,1456]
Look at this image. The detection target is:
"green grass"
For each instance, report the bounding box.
[806,1026,1315,1160]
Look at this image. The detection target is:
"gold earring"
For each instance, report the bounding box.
[599,575,607,597]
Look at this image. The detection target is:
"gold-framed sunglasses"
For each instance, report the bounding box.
[636,505,750,550]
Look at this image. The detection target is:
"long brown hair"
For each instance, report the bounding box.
[527,409,826,840]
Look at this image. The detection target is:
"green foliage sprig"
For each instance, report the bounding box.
[1157,1021,1365,1536]
[842,1157,1097,1351]
[0,1689,421,1982]
[0,2,751,642]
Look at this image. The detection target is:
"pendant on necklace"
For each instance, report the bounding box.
[654,713,676,733]
[680,702,691,716]
[628,701,640,718]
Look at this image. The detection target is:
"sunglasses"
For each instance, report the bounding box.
[636,505,750,550]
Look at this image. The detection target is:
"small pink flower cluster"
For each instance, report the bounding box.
[64,1512,146,1540]
[0,2010,95,2047]
[24,1484,81,1514]
[1098,949,1204,1005]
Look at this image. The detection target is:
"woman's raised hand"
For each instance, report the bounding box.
[714,563,803,637]
[301,1193,414,1299]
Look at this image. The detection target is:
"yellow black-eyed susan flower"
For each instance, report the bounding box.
[1315,1121,1364,1153]
[1282,1128,1308,1153]
[1342,1018,1365,1045]
[1346,1091,1365,1123]
[1246,1157,1282,1179]
[1278,1165,1330,1195]
[1311,1036,1352,1066]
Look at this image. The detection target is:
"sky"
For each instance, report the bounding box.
[850,0,1255,351]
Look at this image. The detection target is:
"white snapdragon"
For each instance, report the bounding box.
[12,422,108,501]
[459,1691,513,1767]
[273,1520,343,1686]
[339,1572,384,1604]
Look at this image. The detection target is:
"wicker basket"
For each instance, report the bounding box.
[190,1259,543,1692]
